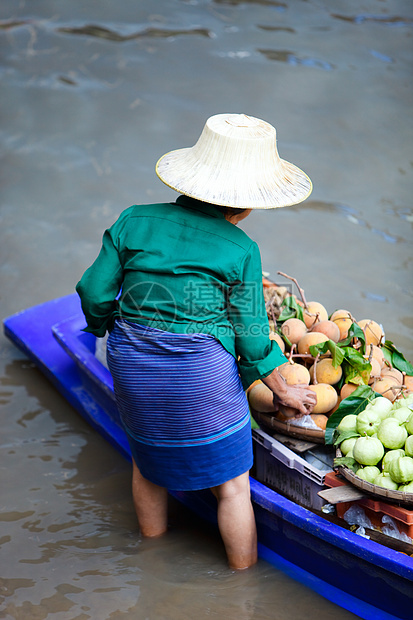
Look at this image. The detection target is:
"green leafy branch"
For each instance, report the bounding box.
[333,456,358,472]
[383,340,413,375]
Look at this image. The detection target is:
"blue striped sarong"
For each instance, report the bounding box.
[106,320,253,491]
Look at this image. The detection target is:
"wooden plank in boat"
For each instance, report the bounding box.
[318,486,366,504]
[272,432,318,453]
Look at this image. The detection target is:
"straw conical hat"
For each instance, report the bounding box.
[156,113,312,209]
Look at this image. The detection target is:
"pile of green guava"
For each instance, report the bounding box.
[333,393,413,492]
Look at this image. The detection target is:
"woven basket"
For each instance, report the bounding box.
[335,449,413,507]
[252,409,326,444]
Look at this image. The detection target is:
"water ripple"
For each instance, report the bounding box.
[362,292,388,303]
[57,24,212,41]
[369,49,393,63]
[257,25,295,33]
[214,0,286,7]
[331,14,413,27]
[334,204,401,243]
[303,201,406,244]
[258,49,334,70]
[0,20,29,30]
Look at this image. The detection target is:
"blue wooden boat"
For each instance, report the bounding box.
[3,294,413,620]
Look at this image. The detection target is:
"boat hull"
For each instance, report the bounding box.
[4,294,413,620]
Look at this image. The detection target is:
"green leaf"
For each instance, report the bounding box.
[278,296,304,323]
[381,345,392,365]
[341,346,371,385]
[324,385,376,444]
[342,367,365,386]
[348,322,366,342]
[309,339,345,367]
[383,340,413,375]
[336,334,354,347]
[333,456,358,472]
[277,307,296,322]
[392,350,413,376]
[337,322,366,347]
[274,327,292,349]
[333,430,360,446]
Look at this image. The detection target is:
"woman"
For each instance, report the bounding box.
[76,113,317,570]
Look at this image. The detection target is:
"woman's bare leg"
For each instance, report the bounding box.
[131,458,168,537]
[211,471,257,570]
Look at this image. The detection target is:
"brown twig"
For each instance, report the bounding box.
[287,344,296,363]
[269,302,277,327]
[277,271,308,309]
[290,353,319,360]
[265,290,277,310]
[308,311,320,329]
[367,344,373,364]
[312,352,320,385]
[374,384,405,400]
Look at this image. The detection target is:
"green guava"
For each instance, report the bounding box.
[377,418,408,449]
[382,448,405,472]
[366,397,393,419]
[405,412,413,435]
[356,410,382,436]
[340,437,357,456]
[353,436,384,466]
[396,393,413,408]
[373,472,399,490]
[337,414,358,433]
[391,406,412,424]
[388,456,413,484]
[398,480,413,493]
[355,466,380,483]
[405,435,413,458]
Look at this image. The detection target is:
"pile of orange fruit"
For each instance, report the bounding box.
[247,275,413,431]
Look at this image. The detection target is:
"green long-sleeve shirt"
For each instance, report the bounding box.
[76,195,286,388]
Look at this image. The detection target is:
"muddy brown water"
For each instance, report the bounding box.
[1,1,412,618]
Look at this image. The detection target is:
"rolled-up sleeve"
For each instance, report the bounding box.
[228,241,287,389]
[76,227,123,337]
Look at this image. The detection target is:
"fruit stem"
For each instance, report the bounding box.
[277,271,309,310]
[367,344,373,364]
[265,290,279,311]
[308,312,320,329]
[287,344,296,364]
[313,352,320,385]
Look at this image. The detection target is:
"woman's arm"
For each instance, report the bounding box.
[228,241,316,415]
[76,226,124,337]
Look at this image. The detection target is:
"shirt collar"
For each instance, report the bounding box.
[175,195,226,220]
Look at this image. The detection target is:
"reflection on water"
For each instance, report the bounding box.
[1,0,411,617]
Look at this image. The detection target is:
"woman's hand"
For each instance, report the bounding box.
[273,384,317,417]
[261,367,317,417]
